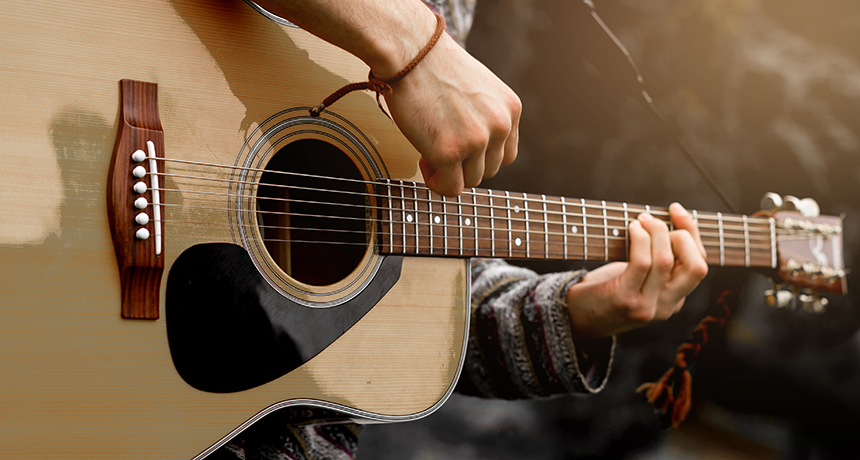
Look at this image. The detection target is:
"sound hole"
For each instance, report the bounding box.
[256,139,369,286]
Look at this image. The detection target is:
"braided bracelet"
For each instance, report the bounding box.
[309,13,446,117]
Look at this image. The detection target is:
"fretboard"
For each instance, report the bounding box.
[376,180,777,268]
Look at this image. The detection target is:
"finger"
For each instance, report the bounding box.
[419,157,464,197]
[620,219,651,295]
[501,98,521,167]
[638,212,673,309]
[461,150,486,189]
[664,229,709,305]
[482,119,511,179]
[669,202,706,259]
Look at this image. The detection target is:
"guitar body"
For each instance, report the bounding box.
[0,0,468,458]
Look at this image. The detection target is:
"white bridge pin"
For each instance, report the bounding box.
[135,228,150,240]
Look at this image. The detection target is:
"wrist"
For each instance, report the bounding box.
[363,5,439,79]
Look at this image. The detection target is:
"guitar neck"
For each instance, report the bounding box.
[377,180,777,269]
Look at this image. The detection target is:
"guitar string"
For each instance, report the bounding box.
[151,169,767,226]
[161,236,775,265]
[148,184,769,232]
[144,178,795,235]
[144,159,780,225]
[150,200,790,243]
[160,230,777,261]
[157,216,781,248]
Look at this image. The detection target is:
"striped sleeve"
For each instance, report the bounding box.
[456,258,616,399]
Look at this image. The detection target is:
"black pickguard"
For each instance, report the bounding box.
[166,243,402,393]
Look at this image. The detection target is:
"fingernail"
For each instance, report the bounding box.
[638,212,652,222]
[670,202,688,215]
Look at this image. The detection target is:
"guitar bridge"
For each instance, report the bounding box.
[107,79,165,319]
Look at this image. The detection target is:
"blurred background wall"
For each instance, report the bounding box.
[357,0,860,459]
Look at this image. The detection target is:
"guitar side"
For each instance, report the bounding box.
[0,0,468,458]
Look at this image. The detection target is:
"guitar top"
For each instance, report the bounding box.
[0,0,469,458]
[0,0,846,459]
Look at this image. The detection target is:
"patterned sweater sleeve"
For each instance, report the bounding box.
[455,258,616,398]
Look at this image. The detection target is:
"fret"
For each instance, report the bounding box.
[743,214,750,267]
[442,195,448,256]
[724,212,746,266]
[524,192,531,258]
[505,191,513,258]
[623,202,629,261]
[428,190,434,254]
[697,210,724,267]
[543,196,564,260]
[718,212,725,266]
[457,194,463,256]
[472,188,479,257]
[561,197,568,260]
[506,192,524,258]
[430,190,443,255]
[488,189,495,257]
[602,200,608,261]
[412,185,420,254]
[474,189,492,258]
[428,188,438,254]
[542,195,549,259]
[386,181,394,253]
[581,199,588,260]
[398,181,409,253]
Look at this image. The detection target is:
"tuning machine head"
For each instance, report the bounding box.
[764,279,829,313]
[764,282,794,308]
[798,291,829,314]
[760,192,820,217]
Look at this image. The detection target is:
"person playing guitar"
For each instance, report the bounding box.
[211,0,709,458]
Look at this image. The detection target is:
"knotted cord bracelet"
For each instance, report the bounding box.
[309,13,446,118]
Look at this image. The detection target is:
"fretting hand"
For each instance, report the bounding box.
[565,203,709,340]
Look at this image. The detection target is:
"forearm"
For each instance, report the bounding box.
[253,0,438,79]
[254,0,521,197]
[458,259,615,399]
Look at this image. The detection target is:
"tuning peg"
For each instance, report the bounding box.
[798,198,820,218]
[764,285,794,308]
[799,292,828,314]
[760,192,783,212]
[782,195,802,212]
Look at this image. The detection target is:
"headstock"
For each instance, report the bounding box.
[759,193,847,313]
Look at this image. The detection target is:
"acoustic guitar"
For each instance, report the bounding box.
[0,0,846,458]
